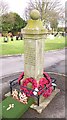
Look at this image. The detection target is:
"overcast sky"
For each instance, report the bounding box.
[4,0,28,18]
[4,0,66,18]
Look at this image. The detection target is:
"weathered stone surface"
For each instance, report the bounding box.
[24,39,44,80]
[30,9,40,20]
[30,88,60,113]
[23,19,47,37]
[22,9,47,80]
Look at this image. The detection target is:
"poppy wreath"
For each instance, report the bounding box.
[18,72,24,85]
[38,72,53,97]
[20,77,37,97]
[18,72,53,98]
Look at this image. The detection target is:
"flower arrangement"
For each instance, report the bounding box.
[38,72,53,97]
[20,78,37,97]
[19,92,28,104]
[12,89,18,100]
[12,89,28,104]
[18,72,24,85]
[18,72,53,98]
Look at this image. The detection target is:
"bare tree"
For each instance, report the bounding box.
[0,0,9,32]
[24,0,65,26]
[0,0,9,16]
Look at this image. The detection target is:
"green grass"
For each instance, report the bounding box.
[0,36,66,55]
[0,37,24,55]
[45,36,66,51]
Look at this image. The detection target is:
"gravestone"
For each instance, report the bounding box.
[22,9,47,81]
[4,36,8,42]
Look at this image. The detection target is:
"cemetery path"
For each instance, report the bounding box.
[0,48,65,78]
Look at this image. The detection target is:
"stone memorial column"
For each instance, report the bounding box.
[22,9,47,81]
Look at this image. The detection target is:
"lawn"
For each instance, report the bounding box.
[45,36,66,51]
[0,36,66,55]
[0,37,24,55]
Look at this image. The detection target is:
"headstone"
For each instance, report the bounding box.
[22,9,47,81]
[11,36,13,41]
[4,36,8,42]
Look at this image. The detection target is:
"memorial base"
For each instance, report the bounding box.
[30,88,60,113]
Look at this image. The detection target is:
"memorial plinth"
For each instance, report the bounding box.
[22,10,47,80]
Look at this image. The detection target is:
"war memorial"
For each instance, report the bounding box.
[0,9,60,119]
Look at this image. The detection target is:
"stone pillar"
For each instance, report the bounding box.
[22,9,47,81]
